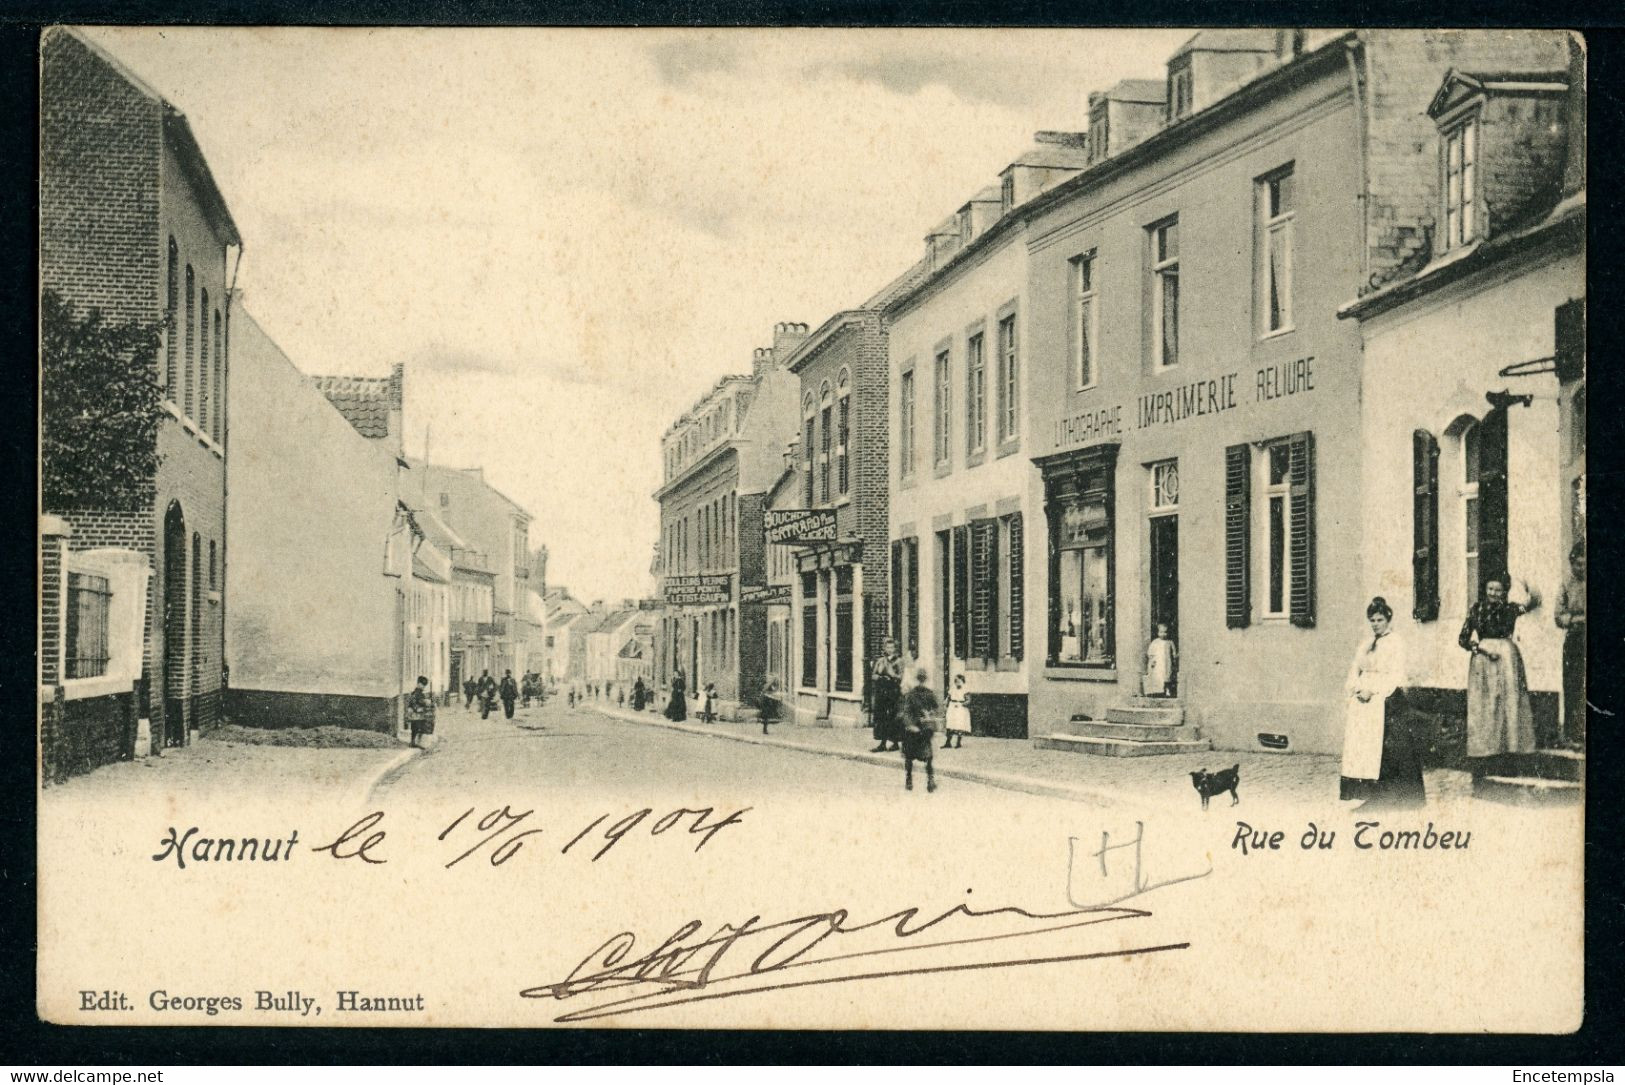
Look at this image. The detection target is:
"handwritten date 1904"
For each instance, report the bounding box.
[312,804,750,869]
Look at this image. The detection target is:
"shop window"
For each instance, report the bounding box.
[834,565,854,693]
[1257,166,1294,335]
[66,572,111,679]
[1045,450,1116,666]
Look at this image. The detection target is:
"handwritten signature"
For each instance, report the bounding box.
[523,821,1208,1023]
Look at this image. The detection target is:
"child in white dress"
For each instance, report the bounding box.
[942,673,971,749]
[1145,623,1177,697]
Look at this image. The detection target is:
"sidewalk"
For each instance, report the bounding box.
[588,702,1451,809]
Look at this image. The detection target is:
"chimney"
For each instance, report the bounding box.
[752,346,774,379]
[772,321,810,364]
[387,362,405,458]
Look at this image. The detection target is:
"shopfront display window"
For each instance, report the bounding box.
[1044,449,1116,668]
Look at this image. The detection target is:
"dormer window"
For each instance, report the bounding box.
[1001,173,1015,214]
[959,210,973,244]
[1168,66,1193,123]
[1442,115,1479,251]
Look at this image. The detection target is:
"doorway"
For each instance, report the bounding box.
[1149,513,1179,649]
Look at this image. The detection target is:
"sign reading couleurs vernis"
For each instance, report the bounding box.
[765,508,838,545]
[664,574,732,606]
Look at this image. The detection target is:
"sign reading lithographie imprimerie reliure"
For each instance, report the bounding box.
[739,583,792,606]
[765,508,838,545]
[664,574,732,606]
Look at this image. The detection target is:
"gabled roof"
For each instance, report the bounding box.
[1171,28,1281,59]
[1101,78,1167,104]
[1008,143,1092,170]
[1428,68,1568,117]
[411,555,448,584]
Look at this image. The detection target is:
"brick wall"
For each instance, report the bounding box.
[737,492,767,704]
[1361,29,1569,291]
[1478,91,1568,231]
[40,527,66,687]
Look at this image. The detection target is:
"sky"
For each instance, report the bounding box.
[84,26,1196,604]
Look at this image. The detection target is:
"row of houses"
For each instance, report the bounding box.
[37,28,553,781]
[653,29,1585,767]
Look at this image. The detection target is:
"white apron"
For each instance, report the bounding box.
[1341,693,1386,780]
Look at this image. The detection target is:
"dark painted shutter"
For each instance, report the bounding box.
[1412,429,1440,622]
[1478,407,1510,592]
[1225,443,1252,629]
[970,519,993,660]
[1288,431,1316,628]
[905,538,920,660]
[897,542,910,643]
[1007,514,1024,662]
[952,525,969,660]
[1554,299,1585,383]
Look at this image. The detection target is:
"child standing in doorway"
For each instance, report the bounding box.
[942,673,971,749]
[1145,622,1178,698]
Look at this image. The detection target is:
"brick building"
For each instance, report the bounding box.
[40,28,242,773]
[654,322,808,714]
[779,267,924,728]
[1009,29,1570,757]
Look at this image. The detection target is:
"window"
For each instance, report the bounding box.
[184,265,196,418]
[165,239,178,402]
[1071,253,1097,390]
[1442,118,1478,251]
[1224,434,1317,628]
[837,372,851,496]
[820,398,833,503]
[997,314,1019,443]
[934,349,952,466]
[969,518,1000,662]
[890,537,920,660]
[959,210,973,244]
[800,571,818,688]
[1048,461,1114,666]
[1149,219,1179,369]
[803,408,816,505]
[966,332,986,454]
[1150,459,1179,513]
[834,565,854,692]
[1413,430,1440,622]
[213,308,224,442]
[1258,167,1294,335]
[1168,67,1193,122]
[1001,173,1015,214]
[899,368,917,478]
[199,288,210,435]
[66,572,110,679]
[1462,419,1481,601]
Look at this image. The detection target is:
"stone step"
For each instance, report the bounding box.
[1104,705,1185,727]
[1035,732,1211,758]
[1073,719,1196,743]
[1500,748,1585,782]
[1473,775,1584,807]
[1123,696,1184,709]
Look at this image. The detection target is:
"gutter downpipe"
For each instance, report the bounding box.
[220,242,242,716]
[1344,35,1371,293]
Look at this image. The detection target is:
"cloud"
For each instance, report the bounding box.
[648,37,740,87]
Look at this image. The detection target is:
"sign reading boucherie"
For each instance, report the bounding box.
[766,509,838,544]
[664,574,732,606]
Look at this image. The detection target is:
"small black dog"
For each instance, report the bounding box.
[1190,765,1241,810]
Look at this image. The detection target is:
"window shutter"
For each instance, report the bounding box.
[890,541,903,643]
[952,525,970,660]
[1288,431,1316,628]
[1007,513,1024,661]
[1412,429,1440,622]
[1477,407,1510,593]
[1554,299,1585,383]
[906,538,920,660]
[1224,443,1252,628]
[971,519,996,661]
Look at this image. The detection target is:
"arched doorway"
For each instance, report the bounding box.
[162,502,188,746]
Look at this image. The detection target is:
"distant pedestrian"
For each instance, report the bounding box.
[406,676,436,748]
[1144,622,1177,698]
[665,668,688,721]
[631,677,646,711]
[463,678,476,710]
[900,668,939,793]
[568,687,576,708]
[700,682,718,723]
[617,687,625,707]
[476,670,497,719]
[869,638,904,753]
[942,673,970,750]
[499,670,519,720]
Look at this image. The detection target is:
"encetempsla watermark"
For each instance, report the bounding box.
[1513,1073,1615,1083]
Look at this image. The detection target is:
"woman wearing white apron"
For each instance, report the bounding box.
[1340,597,1426,808]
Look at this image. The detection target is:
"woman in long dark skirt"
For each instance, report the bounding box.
[869,638,904,753]
[665,667,688,722]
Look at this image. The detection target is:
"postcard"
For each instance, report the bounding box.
[37,25,1585,1031]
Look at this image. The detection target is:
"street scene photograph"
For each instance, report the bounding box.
[36,25,1586,1033]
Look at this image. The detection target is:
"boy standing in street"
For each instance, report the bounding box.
[900,668,939,793]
